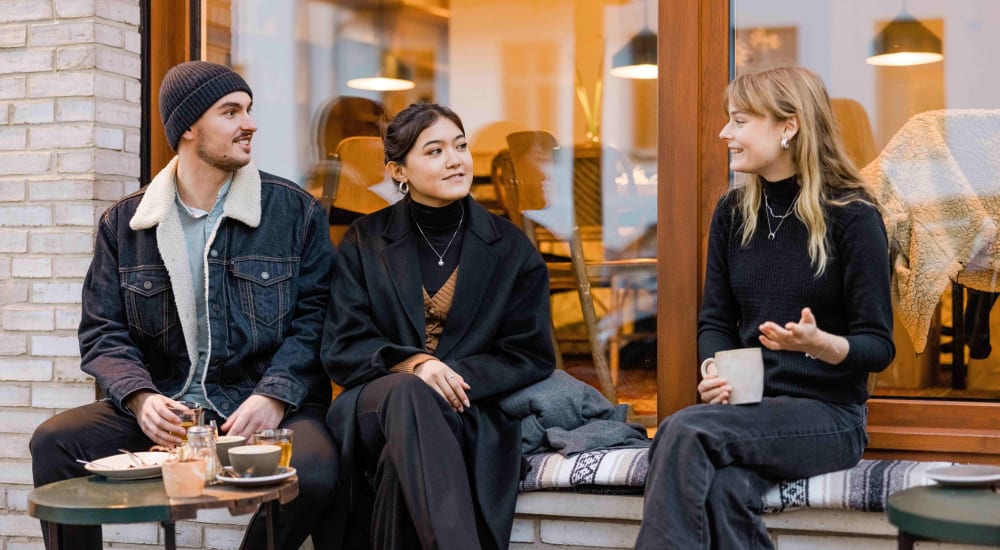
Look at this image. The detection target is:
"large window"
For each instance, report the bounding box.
[171,0,662,424]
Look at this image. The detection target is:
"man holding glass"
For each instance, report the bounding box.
[29,61,338,550]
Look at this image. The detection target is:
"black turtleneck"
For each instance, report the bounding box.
[408,196,466,295]
[698,175,895,404]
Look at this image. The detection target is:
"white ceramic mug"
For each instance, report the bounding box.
[700,347,764,405]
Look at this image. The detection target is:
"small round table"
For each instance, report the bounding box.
[887,485,1000,549]
[28,474,298,550]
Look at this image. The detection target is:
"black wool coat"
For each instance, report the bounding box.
[321,195,556,549]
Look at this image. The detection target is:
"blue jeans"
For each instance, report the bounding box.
[634,396,867,550]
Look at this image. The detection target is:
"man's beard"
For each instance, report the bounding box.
[197,139,251,173]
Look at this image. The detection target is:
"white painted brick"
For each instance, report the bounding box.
[540,519,639,547]
[0,205,52,226]
[2,306,54,330]
[52,255,91,278]
[0,359,51,381]
[0,24,28,47]
[53,202,95,226]
[95,0,139,26]
[0,256,9,278]
[0,334,28,355]
[57,150,94,172]
[0,151,50,175]
[7,485,33,511]
[0,50,53,73]
[124,126,139,152]
[54,307,80,329]
[0,75,27,100]
[203,525,247,550]
[32,381,93,408]
[511,518,536,543]
[96,46,139,78]
[0,459,34,485]
[30,335,79,356]
[0,100,8,124]
[55,45,95,70]
[0,281,30,303]
[30,232,92,255]
[31,282,83,303]
[55,0,96,18]
[173,521,204,548]
[28,22,94,47]
[0,230,29,252]
[0,384,31,406]
[0,1,53,24]
[0,505,40,536]
[0,126,27,150]
[95,125,122,149]
[54,357,89,382]
[11,100,54,124]
[11,257,52,278]
[0,180,26,201]
[95,99,138,126]
[124,28,139,54]
[27,71,94,98]
[96,148,138,177]
[30,123,93,149]
[103,522,158,544]
[27,178,93,201]
[9,540,47,550]
[122,177,138,194]
[94,22,121,47]
[194,507,253,525]
[94,177,124,200]
[55,97,94,121]
[124,78,139,103]
[93,71,123,98]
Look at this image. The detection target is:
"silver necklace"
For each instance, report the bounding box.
[762,192,798,240]
[412,204,464,267]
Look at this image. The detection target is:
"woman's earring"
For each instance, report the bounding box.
[398,180,409,194]
[780,137,790,150]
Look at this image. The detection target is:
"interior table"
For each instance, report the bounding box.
[28,474,298,550]
[887,484,1000,549]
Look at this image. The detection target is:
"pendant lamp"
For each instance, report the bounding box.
[347,1,415,91]
[610,0,657,79]
[866,7,942,66]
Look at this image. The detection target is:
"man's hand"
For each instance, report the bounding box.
[126,391,185,447]
[413,359,471,413]
[220,394,285,437]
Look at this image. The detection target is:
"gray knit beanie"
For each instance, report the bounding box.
[159,61,253,150]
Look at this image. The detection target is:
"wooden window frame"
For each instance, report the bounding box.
[655,0,1000,464]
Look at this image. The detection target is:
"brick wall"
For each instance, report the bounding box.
[0,0,143,546]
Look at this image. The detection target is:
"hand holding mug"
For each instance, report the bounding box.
[699,347,764,405]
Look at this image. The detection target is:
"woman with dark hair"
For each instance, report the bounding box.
[321,103,556,550]
[635,66,895,549]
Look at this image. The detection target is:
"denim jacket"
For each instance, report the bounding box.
[79,157,335,417]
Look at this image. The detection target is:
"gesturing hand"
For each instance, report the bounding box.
[413,359,471,413]
[126,391,185,447]
[758,307,823,354]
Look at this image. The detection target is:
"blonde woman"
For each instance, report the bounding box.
[635,67,895,549]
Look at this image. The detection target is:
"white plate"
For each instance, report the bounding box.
[926,465,1000,487]
[84,451,171,480]
[216,466,296,487]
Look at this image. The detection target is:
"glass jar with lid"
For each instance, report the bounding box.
[186,425,221,484]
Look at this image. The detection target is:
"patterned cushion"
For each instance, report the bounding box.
[520,449,949,512]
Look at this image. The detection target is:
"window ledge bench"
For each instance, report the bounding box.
[511,449,982,549]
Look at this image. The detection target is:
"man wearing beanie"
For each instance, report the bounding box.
[30,61,339,550]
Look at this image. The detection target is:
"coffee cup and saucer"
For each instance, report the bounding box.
[217,445,296,486]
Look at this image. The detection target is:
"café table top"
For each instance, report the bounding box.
[887,484,1000,546]
[28,474,298,526]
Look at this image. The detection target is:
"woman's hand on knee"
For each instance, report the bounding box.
[414,359,471,413]
[697,363,731,404]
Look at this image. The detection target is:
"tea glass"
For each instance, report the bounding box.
[253,429,293,468]
[167,401,204,442]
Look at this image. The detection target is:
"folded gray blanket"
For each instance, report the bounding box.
[498,370,649,455]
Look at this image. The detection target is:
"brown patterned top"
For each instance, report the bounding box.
[390,268,459,373]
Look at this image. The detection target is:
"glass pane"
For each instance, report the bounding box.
[213,0,660,423]
[730,0,1000,401]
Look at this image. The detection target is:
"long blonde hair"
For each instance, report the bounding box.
[726,66,877,276]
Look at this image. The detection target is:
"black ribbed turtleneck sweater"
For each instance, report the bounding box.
[408,196,465,295]
[697,175,895,404]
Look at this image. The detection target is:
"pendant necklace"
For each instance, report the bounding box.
[413,204,464,267]
[763,192,798,240]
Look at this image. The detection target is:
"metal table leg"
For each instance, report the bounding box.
[264,500,278,550]
[162,521,176,550]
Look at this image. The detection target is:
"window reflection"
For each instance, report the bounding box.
[732,0,1000,401]
[214,0,660,423]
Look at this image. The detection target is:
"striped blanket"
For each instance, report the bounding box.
[520,449,950,512]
